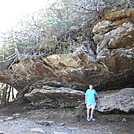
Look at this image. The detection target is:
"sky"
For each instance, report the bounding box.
[0,0,56,32]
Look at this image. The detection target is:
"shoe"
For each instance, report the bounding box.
[90,117,95,121]
[86,117,91,121]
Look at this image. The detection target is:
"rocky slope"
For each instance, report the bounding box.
[0,9,134,111]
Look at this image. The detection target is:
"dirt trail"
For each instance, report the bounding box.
[0,103,134,134]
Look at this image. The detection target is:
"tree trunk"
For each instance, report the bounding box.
[11,87,15,100]
[7,85,11,104]
[2,84,8,106]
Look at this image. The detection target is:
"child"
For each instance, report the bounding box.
[85,84,100,121]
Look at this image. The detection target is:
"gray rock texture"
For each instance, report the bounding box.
[25,87,84,108]
[97,88,134,113]
[0,9,133,96]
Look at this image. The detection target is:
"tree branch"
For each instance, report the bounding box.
[72,4,96,12]
[0,53,17,63]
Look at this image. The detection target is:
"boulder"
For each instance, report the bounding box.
[103,9,134,22]
[58,65,108,90]
[25,87,84,108]
[92,21,113,34]
[97,88,134,113]
[93,34,104,44]
[44,45,96,70]
[95,22,134,53]
[97,48,134,73]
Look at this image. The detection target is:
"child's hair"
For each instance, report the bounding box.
[89,84,93,87]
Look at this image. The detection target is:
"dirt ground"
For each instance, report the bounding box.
[0,102,134,134]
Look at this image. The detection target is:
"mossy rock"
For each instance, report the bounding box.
[112,18,130,26]
[103,9,134,21]
[49,49,60,55]
[60,42,70,46]
[38,44,45,50]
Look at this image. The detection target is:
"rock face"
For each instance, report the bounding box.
[92,20,113,34]
[94,22,134,52]
[93,20,134,89]
[97,88,134,113]
[25,86,84,108]
[0,9,133,96]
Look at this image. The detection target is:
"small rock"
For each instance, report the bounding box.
[14,121,20,124]
[4,117,14,121]
[53,132,67,134]
[38,121,50,126]
[8,122,14,125]
[30,128,44,133]
[59,123,65,126]
[44,116,49,119]
[122,118,127,122]
[48,121,54,124]
[37,120,54,126]
[13,113,20,118]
